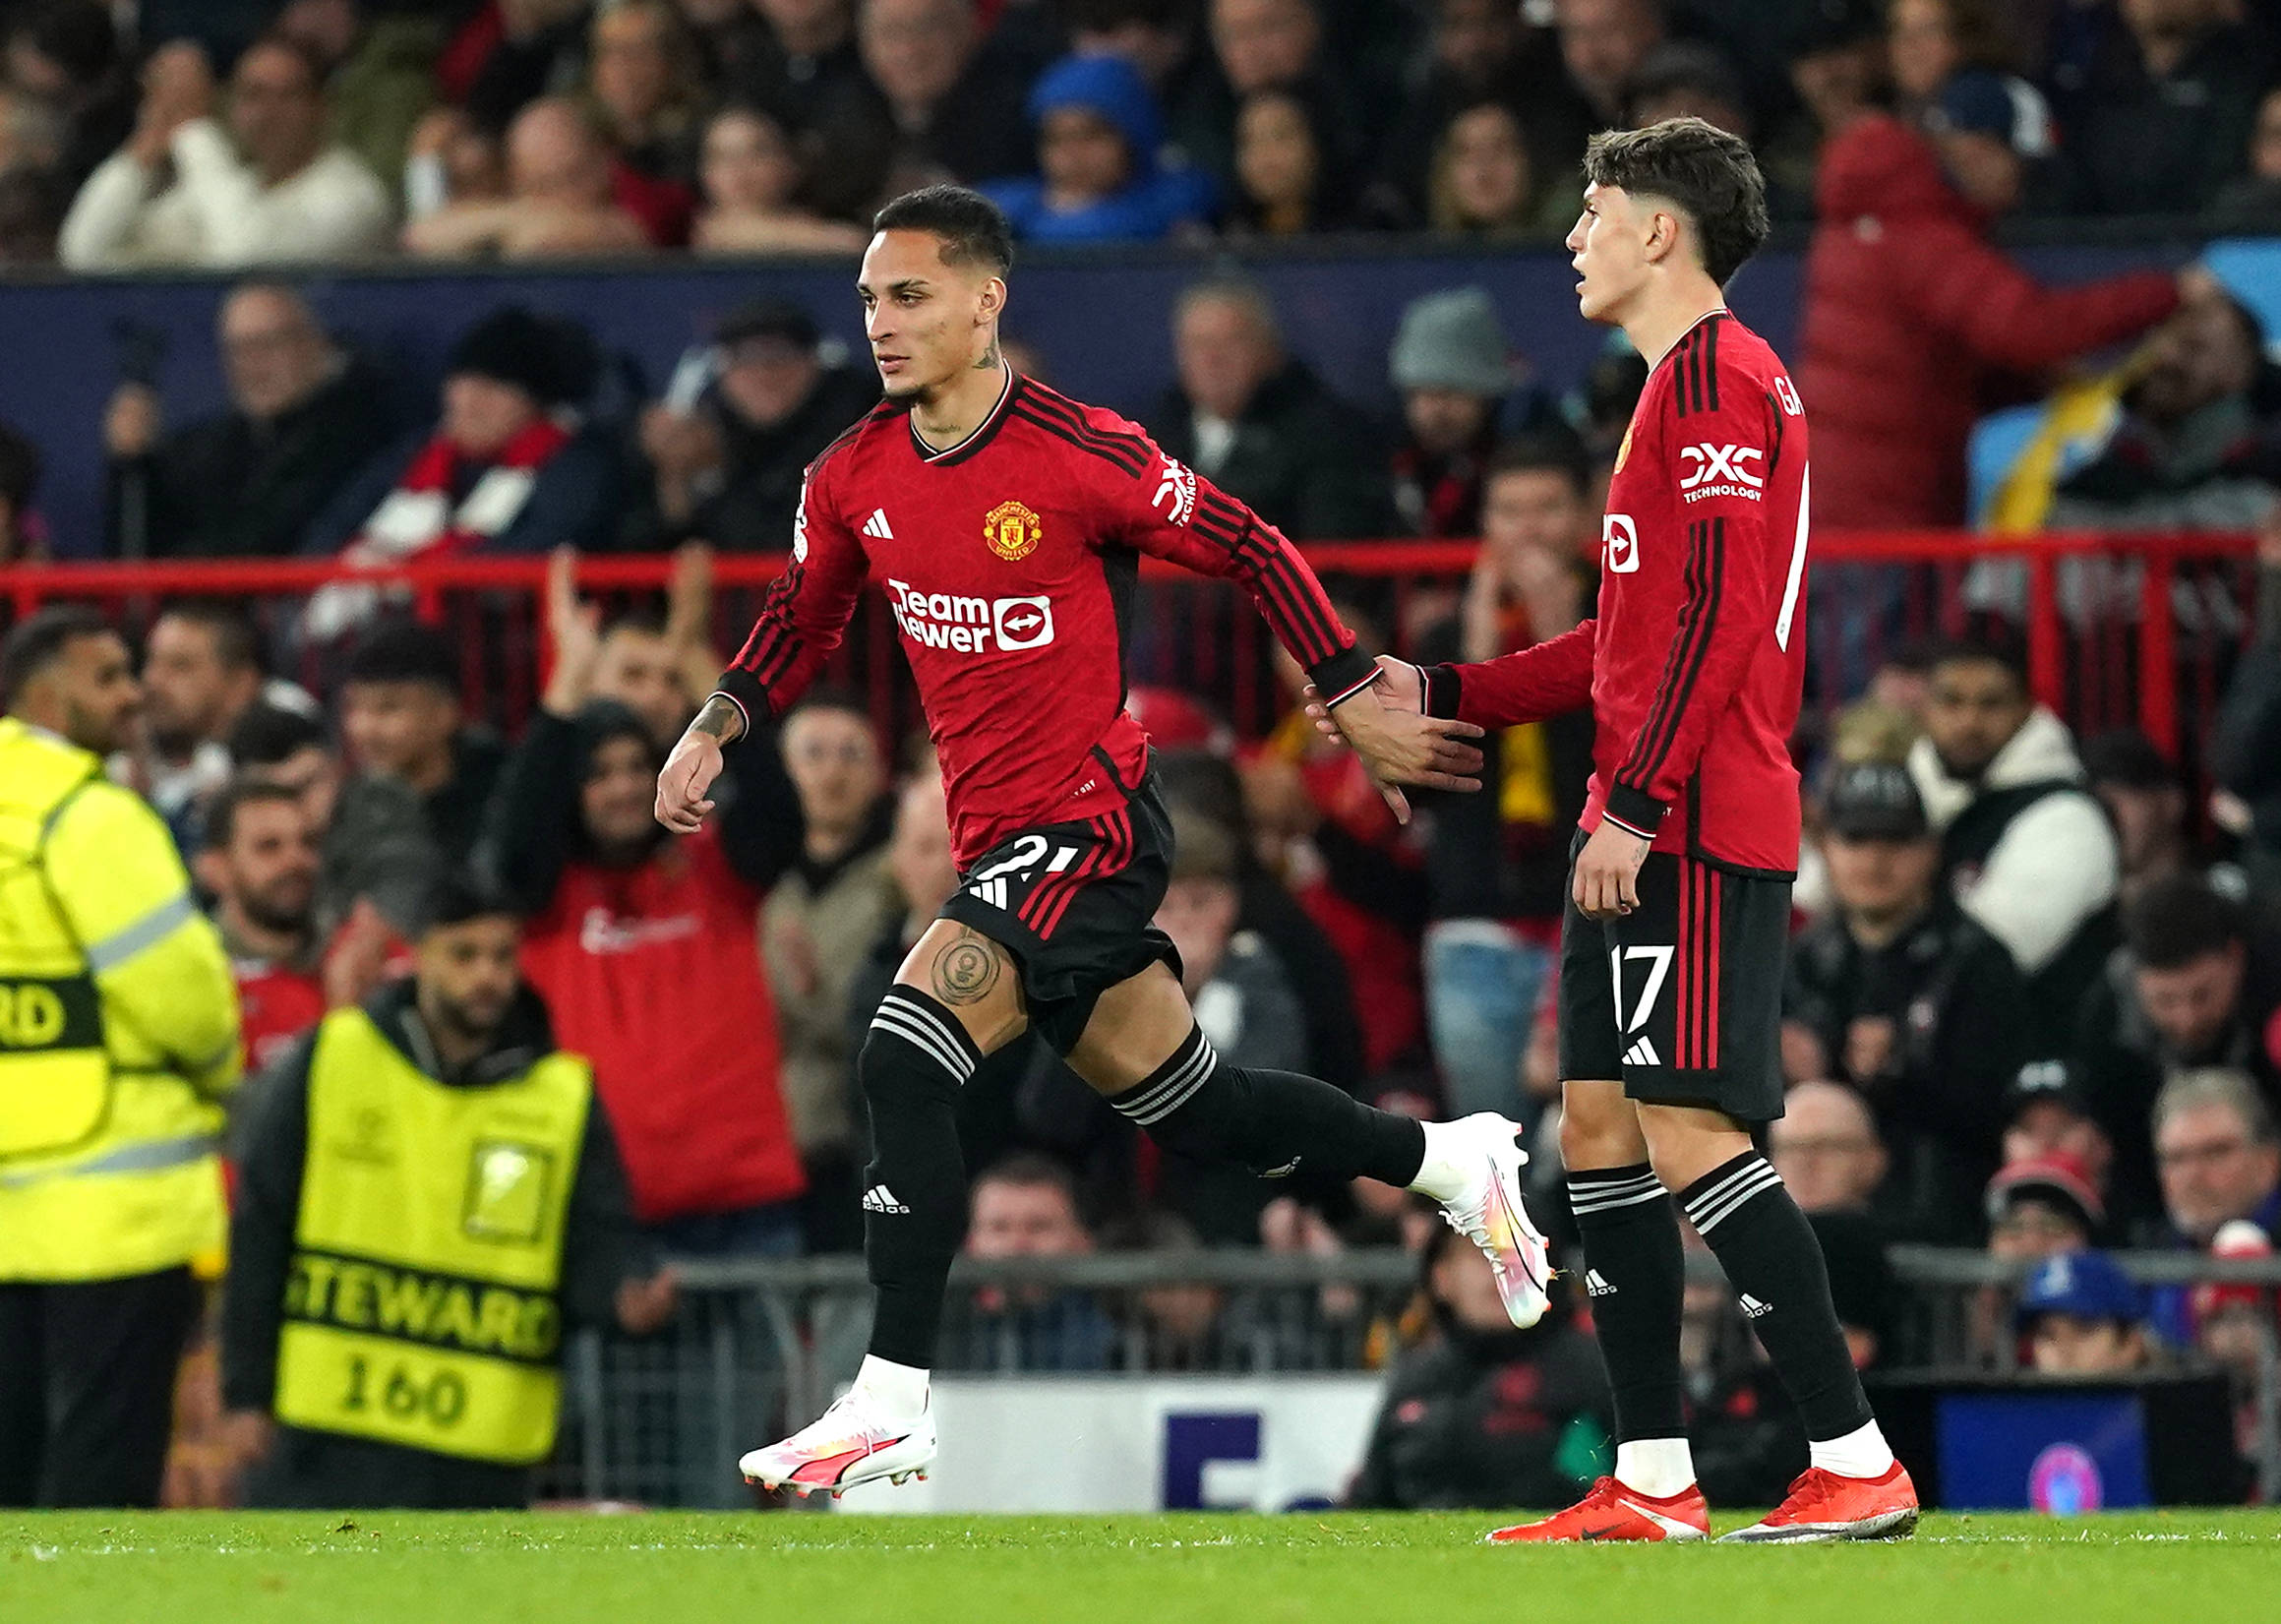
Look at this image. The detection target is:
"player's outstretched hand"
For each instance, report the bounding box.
[1324,677,1485,824]
[1572,818,1651,920]
[656,731,725,831]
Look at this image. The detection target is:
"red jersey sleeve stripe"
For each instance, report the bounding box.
[1620,517,1726,791]
[730,563,809,699]
[1190,501,1345,661]
[1014,391,1152,476]
[1191,493,1349,656]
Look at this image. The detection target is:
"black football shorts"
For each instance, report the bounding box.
[939,766,1182,1055]
[1556,826,1790,1123]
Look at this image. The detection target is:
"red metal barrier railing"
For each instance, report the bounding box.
[0,532,2259,757]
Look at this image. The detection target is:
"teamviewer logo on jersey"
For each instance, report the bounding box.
[1679,443,1765,504]
[885,578,1055,653]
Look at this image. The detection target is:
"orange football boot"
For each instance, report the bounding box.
[1487,1476,1711,1543]
[1718,1462,1919,1543]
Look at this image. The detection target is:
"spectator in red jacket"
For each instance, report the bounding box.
[480,564,808,1253]
[1798,110,2190,531]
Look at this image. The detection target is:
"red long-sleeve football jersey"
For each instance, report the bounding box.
[713,371,1377,865]
[1427,312,1812,874]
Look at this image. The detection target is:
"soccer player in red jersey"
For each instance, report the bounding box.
[653,185,1554,1497]
[1338,121,1918,1543]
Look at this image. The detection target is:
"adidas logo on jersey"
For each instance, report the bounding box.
[862,1184,910,1215]
[1622,1036,1662,1067]
[863,508,895,539]
[1738,1293,1771,1319]
[1586,1270,1617,1298]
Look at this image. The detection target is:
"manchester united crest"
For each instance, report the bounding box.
[984,499,1043,561]
[1614,423,1634,475]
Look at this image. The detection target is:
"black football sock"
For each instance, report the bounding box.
[1679,1151,1875,1441]
[1105,1026,1426,1187]
[858,986,983,1370]
[1568,1164,1689,1442]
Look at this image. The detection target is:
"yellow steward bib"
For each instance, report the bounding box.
[275,1008,590,1465]
[0,723,110,1160]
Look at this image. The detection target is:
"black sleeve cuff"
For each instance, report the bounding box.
[709,668,770,740]
[1421,663,1462,720]
[1603,781,1667,839]
[1309,643,1380,708]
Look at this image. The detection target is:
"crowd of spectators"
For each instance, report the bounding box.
[13,511,2274,1504]
[9,0,2281,1512]
[6,0,2281,270]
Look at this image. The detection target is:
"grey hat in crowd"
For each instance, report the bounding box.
[1390,286,1512,397]
[1823,759,1929,842]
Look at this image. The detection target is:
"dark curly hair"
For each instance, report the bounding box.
[1583,116,1770,287]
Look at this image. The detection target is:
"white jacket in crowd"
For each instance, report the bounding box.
[1907,704,2122,974]
[59,117,391,270]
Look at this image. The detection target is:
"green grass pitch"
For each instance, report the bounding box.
[6,1510,2277,1624]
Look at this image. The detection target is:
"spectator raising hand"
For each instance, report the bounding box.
[543,544,607,714]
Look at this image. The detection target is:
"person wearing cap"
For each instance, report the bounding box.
[1783,758,2032,1240]
[1798,92,2189,533]
[1907,633,2123,1043]
[2001,1058,2127,1232]
[305,304,624,578]
[218,875,674,1509]
[1986,1152,2106,1261]
[1920,67,2056,218]
[1387,287,1534,539]
[979,52,1212,243]
[633,299,880,552]
[2015,1250,2151,1376]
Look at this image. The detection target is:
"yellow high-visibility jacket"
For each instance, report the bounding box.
[0,715,241,1280]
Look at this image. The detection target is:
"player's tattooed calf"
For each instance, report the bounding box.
[933,929,1004,1005]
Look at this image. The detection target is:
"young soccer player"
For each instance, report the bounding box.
[654,185,1553,1497]
[1333,119,1917,1543]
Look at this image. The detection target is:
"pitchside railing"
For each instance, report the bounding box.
[540,1249,2281,1510]
[0,532,2260,757]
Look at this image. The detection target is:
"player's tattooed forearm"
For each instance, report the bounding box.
[690,694,744,743]
[933,929,1003,1005]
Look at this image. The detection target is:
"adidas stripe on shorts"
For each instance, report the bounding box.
[1554,826,1790,1123]
[938,764,1182,1056]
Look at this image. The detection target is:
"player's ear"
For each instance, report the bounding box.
[977,275,1006,326]
[1643,209,1677,267]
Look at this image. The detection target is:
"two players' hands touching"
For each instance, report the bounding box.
[1300,654,1486,825]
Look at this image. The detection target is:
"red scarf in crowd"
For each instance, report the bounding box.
[350,416,574,562]
[304,416,573,641]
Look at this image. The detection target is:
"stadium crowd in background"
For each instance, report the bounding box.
[0,1,2277,266]
[5,0,2281,1513]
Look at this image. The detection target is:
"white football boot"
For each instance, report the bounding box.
[1433,1113,1554,1328]
[740,1389,937,1499]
